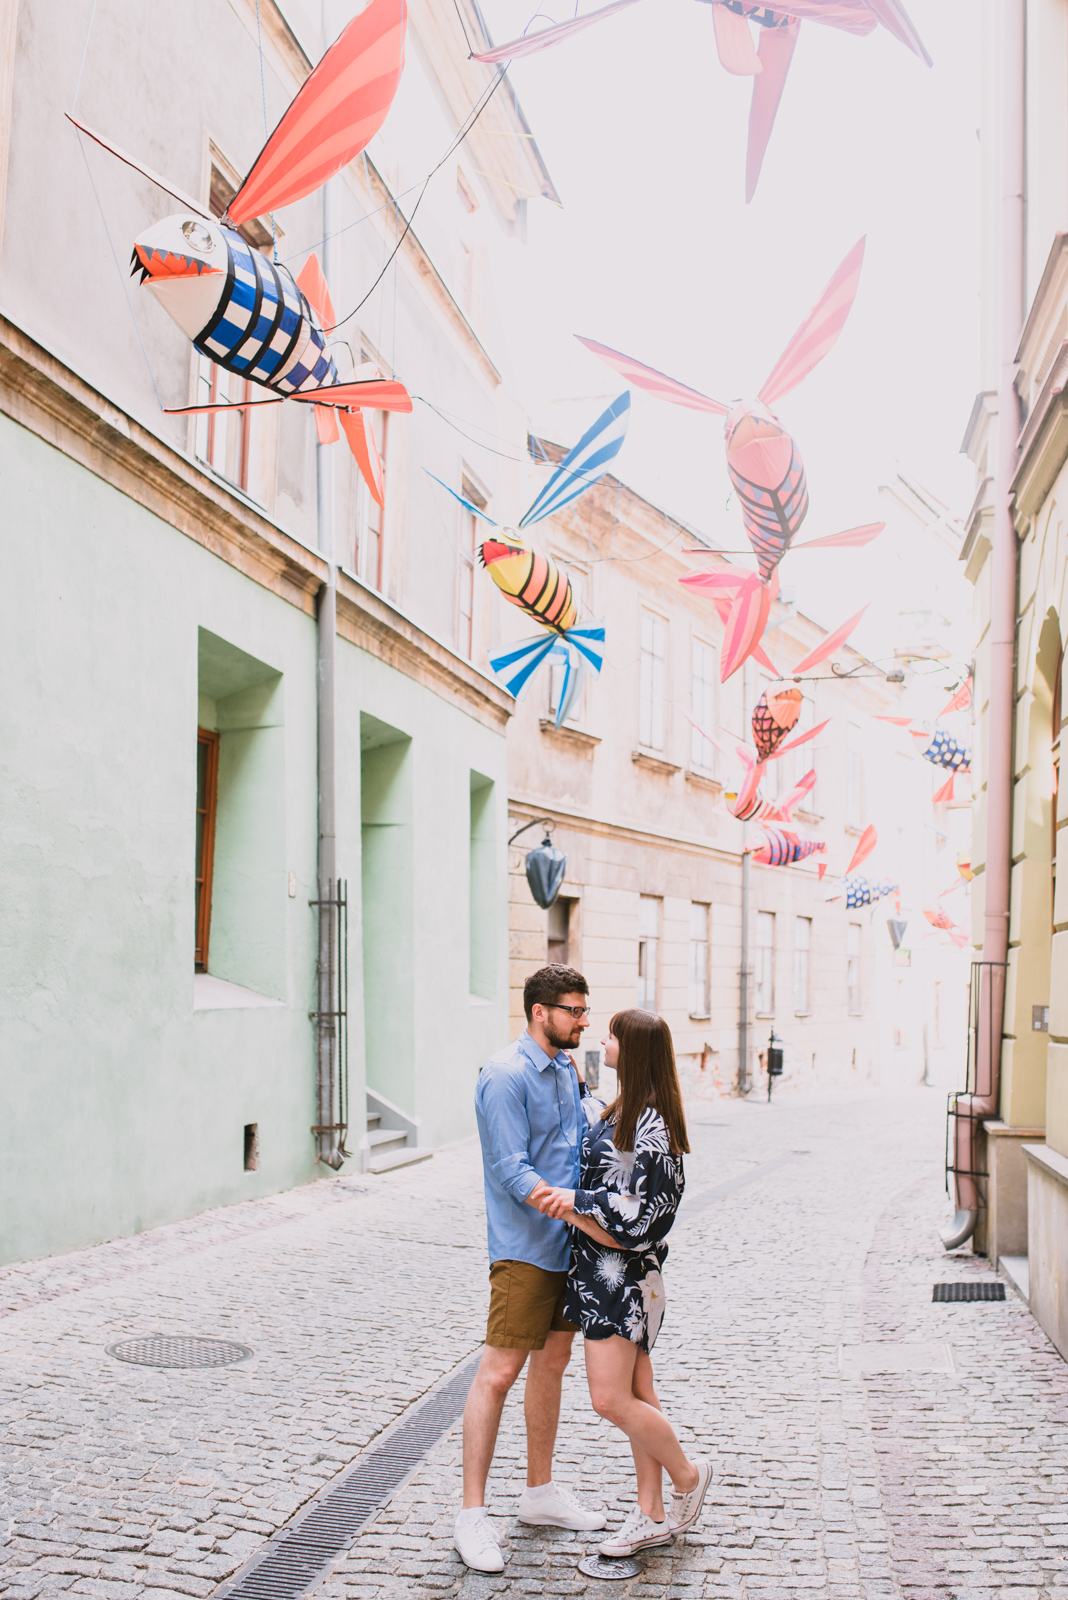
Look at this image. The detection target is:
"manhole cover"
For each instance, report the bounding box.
[932,1282,1005,1303]
[577,1554,646,1579]
[107,1336,252,1368]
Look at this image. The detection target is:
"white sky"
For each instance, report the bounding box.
[480,0,981,653]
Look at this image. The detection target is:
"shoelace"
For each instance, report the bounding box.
[614,1506,655,1542]
[466,1516,501,1557]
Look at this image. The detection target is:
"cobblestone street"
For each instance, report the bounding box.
[2,1085,1067,1600]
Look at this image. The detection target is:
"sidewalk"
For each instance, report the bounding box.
[2,1087,1066,1600]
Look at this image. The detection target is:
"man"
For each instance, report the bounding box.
[454,964,607,1573]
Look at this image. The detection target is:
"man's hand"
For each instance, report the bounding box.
[524,1178,552,1209]
[538,1187,577,1219]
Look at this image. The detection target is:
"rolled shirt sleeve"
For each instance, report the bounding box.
[477,1061,541,1201]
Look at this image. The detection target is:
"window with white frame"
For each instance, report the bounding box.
[637,895,660,1011]
[355,344,388,591]
[639,611,666,750]
[847,922,861,1014]
[689,901,710,1017]
[691,639,717,770]
[755,910,775,1016]
[847,722,864,829]
[549,566,584,722]
[794,915,811,1015]
[457,474,486,659]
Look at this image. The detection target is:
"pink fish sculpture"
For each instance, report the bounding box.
[745,827,825,866]
[580,242,881,679]
[472,1,929,201]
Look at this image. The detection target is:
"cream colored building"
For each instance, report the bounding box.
[494,456,968,1101]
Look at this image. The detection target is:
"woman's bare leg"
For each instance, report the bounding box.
[629,1349,667,1519]
[584,1336,698,1520]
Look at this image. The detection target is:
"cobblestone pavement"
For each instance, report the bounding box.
[2,1086,1067,1600]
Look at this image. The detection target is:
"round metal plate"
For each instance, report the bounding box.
[577,1554,645,1580]
[106,1336,252,1368]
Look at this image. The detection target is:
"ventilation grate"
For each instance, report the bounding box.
[107,1336,252,1368]
[217,1351,481,1599]
[932,1281,1006,1302]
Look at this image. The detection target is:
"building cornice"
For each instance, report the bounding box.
[0,312,513,731]
[1012,345,1068,524]
[507,797,741,864]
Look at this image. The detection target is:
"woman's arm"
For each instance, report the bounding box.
[569,1118,683,1249]
[537,1187,643,1250]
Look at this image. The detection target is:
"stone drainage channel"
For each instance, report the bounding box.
[100,1154,818,1596]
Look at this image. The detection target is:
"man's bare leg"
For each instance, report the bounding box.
[523,1330,574,1486]
[462,1344,528,1508]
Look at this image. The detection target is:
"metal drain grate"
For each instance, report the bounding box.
[217,1351,481,1599]
[107,1336,253,1367]
[932,1282,1006,1302]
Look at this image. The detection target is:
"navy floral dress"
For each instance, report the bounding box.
[565,1105,685,1352]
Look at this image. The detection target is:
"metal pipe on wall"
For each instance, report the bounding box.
[738,660,753,1094]
[943,0,1024,1248]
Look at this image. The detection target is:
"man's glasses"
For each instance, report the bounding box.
[548,1003,591,1020]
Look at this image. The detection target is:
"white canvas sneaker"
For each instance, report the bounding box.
[517,1481,607,1530]
[667,1457,713,1534]
[597,1504,674,1557]
[454,1507,505,1572]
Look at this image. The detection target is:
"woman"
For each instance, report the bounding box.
[537,1009,711,1557]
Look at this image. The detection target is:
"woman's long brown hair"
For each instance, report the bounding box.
[603,1009,690,1155]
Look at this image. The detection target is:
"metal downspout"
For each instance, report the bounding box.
[943,0,1024,1248]
[738,661,753,1095]
[315,151,343,1172]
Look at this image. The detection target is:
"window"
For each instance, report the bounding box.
[548,897,575,965]
[689,902,710,1017]
[195,728,220,970]
[637,895,660,1010]
[691,640,717,770]
[847,922,861,1014]
[755,911,775,1016]
[550,567,584,722]
[356,399,388,590]
[847,722,864,829]
[639,611,666,750]
[794,916,811,1015]
[458,475,486,659]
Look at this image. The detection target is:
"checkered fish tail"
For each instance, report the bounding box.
[194,226,337,396]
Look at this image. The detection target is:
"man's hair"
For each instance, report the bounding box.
[524,964,589,1023]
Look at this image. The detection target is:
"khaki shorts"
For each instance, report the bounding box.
[486,1259,579,1350]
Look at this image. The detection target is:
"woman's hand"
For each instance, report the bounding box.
[538,1187,577,1219]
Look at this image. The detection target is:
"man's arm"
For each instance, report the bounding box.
[477,1063,546,1203]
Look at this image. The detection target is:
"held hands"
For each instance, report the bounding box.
[538,1186,577,1220]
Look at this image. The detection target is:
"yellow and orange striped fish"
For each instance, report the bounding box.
[478,537,577,634]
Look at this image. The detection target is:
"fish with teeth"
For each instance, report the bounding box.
[131,214,339,397]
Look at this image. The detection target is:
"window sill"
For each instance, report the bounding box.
[684,769,722,794]
[688,1011,711,1021]
[539,720,601,751]
[194,973,284,1011]
[755,1012,774,1020]
[632,750,681,777]
[794,1010,811,1018]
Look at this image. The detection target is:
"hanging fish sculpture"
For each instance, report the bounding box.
[72,0,411,495]
[429,394,630,725]
[840,875,897,909]
[751,683,802,761]
[911,724,971,804]
[925,906,968,947]
[579,241,882,679]
[471,0,929,202]
[745,826,825,866]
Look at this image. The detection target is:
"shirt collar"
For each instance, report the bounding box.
[520,1029,571,1074]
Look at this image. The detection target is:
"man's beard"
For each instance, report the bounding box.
[544,1019,581,1052]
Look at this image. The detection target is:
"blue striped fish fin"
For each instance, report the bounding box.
[424,471,498,524]
[518,393,630,529]
[488,632,557,699]
[562,621,605,672]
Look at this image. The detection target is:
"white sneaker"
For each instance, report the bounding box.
[667,1456,712,1534]
[454,1507,505,1572]
[518,1480,607,1530]
[598,1504,674,1557]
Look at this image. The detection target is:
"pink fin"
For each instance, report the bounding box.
[845,823,877,876]
[291,378,413,412]
[296,253,336,330]
[933,773,956,804]
[228,0,408,225]
[315,403,340,444]
[863,0,932,63]
[679,568,751,594]
[817,862,827,880]
[65,114,214,218]
[720,576,770,682]
[750,642,779,674]
[576,336,728,414]
[758,238,866,407]
[770,717,830,760]
[771,767,816,821]
[793,521,884,551]
[745,18,799,202]
[339,408,385,506]
[684,713,729,759]
[791,606,867,674]
[473,0,640,62]
[713,3,762,74]
[874,715,913,726]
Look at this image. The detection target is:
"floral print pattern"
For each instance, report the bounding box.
[564,1105,685,1352]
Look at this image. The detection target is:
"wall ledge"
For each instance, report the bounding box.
[1024,1142,1068,1188]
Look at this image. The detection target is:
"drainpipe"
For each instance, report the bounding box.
[942,0,1023,1249]
[738,660,753,1094]
[314,147,343,1171]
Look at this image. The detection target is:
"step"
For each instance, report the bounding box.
[366,1112,382,1132]
[368,1146,434,1175]
[366,1128,407,1154]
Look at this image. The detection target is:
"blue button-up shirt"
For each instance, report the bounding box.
[475,1030,584,1272]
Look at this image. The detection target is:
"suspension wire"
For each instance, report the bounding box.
[253,0,278,256]
[71,0,99,115]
